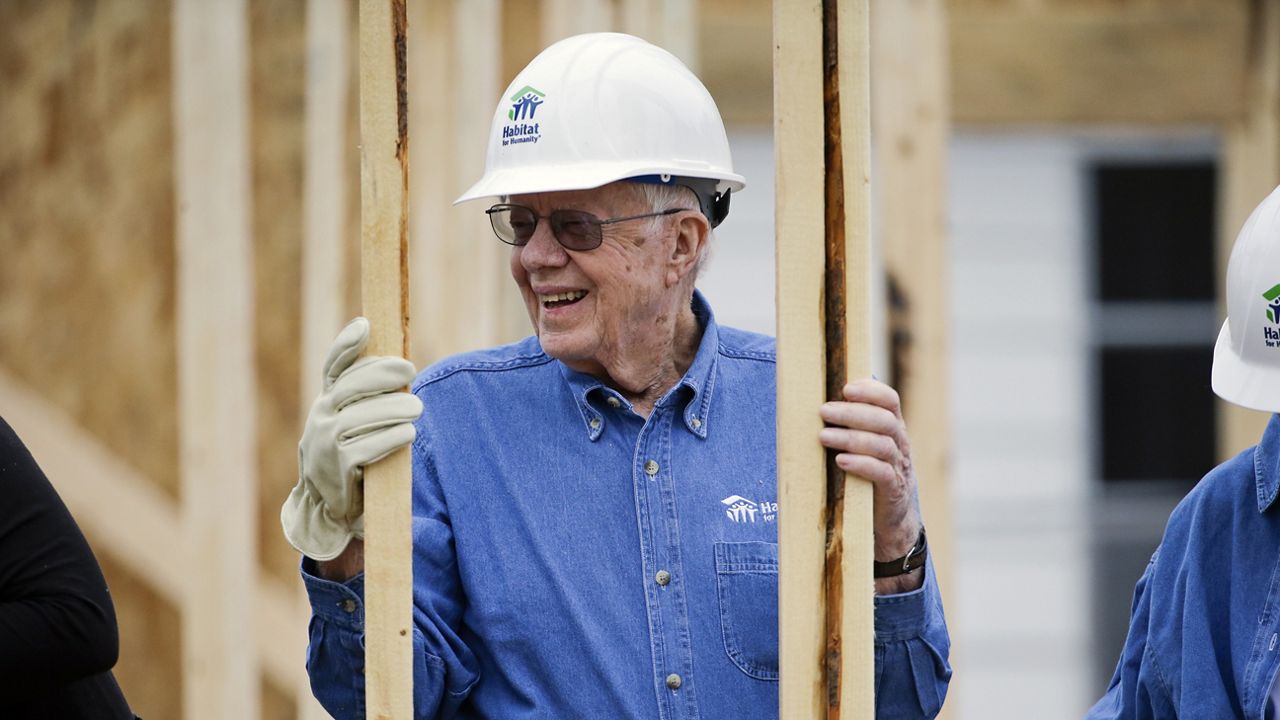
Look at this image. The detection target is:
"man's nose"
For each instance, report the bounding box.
[519,219,568,270]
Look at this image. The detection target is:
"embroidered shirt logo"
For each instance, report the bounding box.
[721,496,778,523]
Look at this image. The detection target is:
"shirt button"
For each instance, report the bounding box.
[589,418,601,429]
[606,396,621,408]
[691,418,702,429]
[341,599,357,613]
[665,673,682,690]
[655,570,671,586]
[644,460,659,476]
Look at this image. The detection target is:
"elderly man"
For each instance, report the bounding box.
[283,33,950,719]
[1087,187,1280,719]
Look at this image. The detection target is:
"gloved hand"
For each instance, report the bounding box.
[281,317,423,560]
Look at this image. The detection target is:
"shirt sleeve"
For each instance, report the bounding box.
[872,557,952,719]
[1084,550,1172,720]
[302,422,481,720]
[0,417,121,698]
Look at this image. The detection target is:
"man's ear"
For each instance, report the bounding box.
[666,212,710,286]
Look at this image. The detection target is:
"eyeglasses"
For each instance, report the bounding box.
[484,203,689,251]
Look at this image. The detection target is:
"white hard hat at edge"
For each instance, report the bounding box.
[455,32,745,207]
[1212,184,1280,413]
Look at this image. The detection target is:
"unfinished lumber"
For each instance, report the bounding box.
[542,0,616,42]
[301,0,352,716]
[358,0,414,717]
[775,0,875,717]
[172,0,259,717]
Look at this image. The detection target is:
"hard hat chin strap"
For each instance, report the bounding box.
[629,175,731,229]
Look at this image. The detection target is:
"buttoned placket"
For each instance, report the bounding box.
[618,391,701,720]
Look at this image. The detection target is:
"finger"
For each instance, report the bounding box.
[819,401,900,438]
[818,428,898,462]
[840,379,903,418]
[834,453,896,487]
[329,356,418,411]
[342,421,418,469]
[322,317,370,389]
[335,392,424,442]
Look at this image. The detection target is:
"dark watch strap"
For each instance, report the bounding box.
[873,527,927,578]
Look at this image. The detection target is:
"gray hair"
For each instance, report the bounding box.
[632,182,714,276]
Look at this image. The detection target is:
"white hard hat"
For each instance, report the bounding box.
[1212,184,1280,412]
[455,32,745,219]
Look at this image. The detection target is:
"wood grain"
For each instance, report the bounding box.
[172,0,259,716]
[359,0,414,716]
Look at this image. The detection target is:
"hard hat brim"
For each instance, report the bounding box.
[1212,321,1280,413]
[454,163,746,205]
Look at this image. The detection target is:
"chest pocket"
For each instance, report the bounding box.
[714,541,779,680]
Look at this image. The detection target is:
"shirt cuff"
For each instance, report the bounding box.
[872,557,939,643]
[301,556,367,630]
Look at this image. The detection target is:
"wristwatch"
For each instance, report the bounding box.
[873,526,927,578]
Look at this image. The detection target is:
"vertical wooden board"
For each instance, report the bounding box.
[453,0,523,349]
[301,0,352,716]
[620,0,697,71]
[870,0,952,637]
[774,1,829,718]
[1219,0,1280,460]
[250,0,308,593]
[411,0,525,366]
[834,0,875,714]
[173,0,259,717]
[542,0,617,43]
[407,0,455,365]
[359,0,414,716]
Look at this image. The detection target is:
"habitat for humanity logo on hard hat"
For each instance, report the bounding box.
[1264,284,1280,347]
[502,86,544,147]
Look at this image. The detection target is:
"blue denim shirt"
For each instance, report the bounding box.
[302,293,951,719]
[1088,414,1280,719]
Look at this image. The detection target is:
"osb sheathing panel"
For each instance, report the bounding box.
[100,554,182,719]
[0,1,177,493]
[1,0,364,714]
[0,1,181,712]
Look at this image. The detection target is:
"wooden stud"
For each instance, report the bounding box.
[358,0,414,717]
[1219,0,1280,459]
[870,0,953,637]
[542,0,617,43]
[303,0,351,403]
[776,0,875,717]
[620,0,698,72]
[301,0,352,716]
[829,0,876,714]
[950,0,1251,126]
[172,0,259,717]
[409,0,523,365]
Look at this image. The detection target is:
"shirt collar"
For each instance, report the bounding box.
[556,290,720,441]
[1256,414,1280,513]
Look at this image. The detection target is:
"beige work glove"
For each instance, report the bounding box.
[281,317,423,561]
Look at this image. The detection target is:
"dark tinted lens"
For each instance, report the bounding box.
[489,205,537,245]
[550,210,603,250]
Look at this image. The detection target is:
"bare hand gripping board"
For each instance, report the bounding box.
[775,1,875,718]
[359,0,414,717]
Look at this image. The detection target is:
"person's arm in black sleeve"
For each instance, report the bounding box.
[0,416,121,698]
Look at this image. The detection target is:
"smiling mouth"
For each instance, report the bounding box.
[539,290,588,309]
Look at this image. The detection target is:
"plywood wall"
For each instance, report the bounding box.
[0,0,357,715]
[0,1,182,716]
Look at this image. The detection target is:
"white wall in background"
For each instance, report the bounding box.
[948,133,1093,719]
